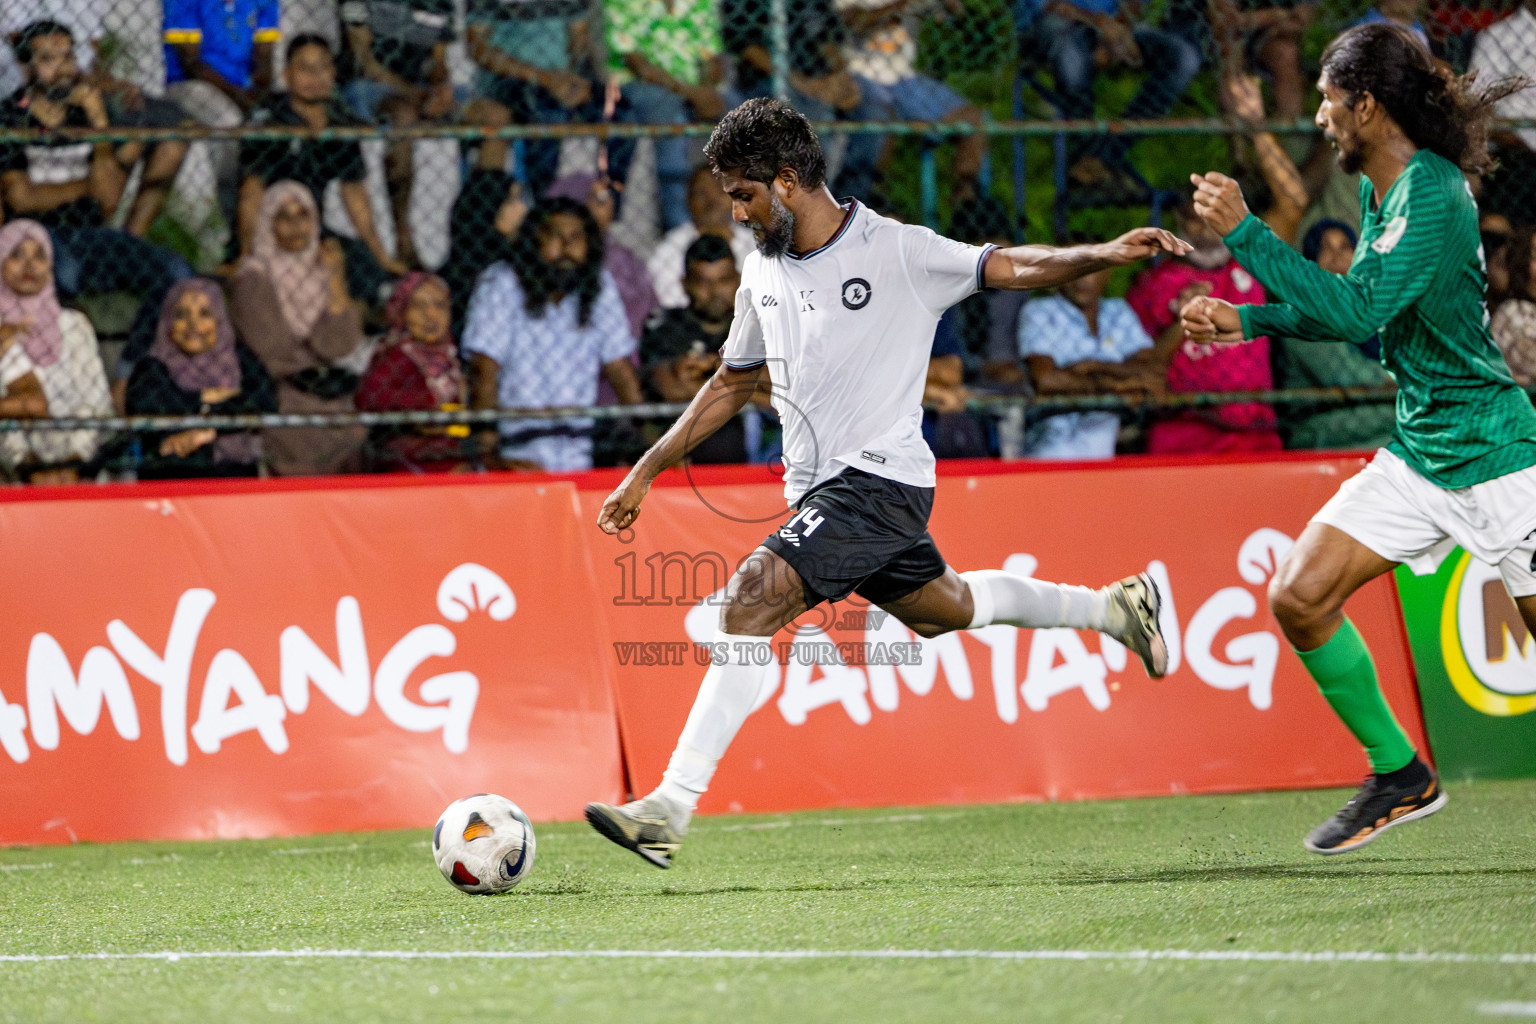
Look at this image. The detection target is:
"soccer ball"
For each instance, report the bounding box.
[432,794,536,895]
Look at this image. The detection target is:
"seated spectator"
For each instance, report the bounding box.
[231,180,369,475]
[1127,199,1281,453]
[546,172,657,340]
[0,21,192,372]
[466,0,628,203]
[441,167,526,335]
[946,196,1028,390]
[648,165,756,309]
[0,219,112,484]
[2,14,191,237]
[1016,0,1203,189]
[924,314,989,459]
[640,233,747,462]
[1472,0,1536,152]
[356,271,470,472]
[163,0,280,254]
[604,0,726,230]
[343,0,502,266]
[1019,261,1164,459]
[127,278,277,478]
[1269,220,1397,449]
[720,0,879,197]
[463,197,642,472]
[1492,227,1536,389]
[239,34,406,299]
[832,0,989,200]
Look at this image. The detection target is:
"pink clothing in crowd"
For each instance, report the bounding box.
[1127,257,1281,452]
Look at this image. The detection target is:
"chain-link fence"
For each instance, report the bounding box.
[0,0,1530,482]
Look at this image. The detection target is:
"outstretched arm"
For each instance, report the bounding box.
[597,364,768,534]
[1191,171,1442,344]
[982,228,1191,291]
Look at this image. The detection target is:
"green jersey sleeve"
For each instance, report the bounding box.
[1228,171,1448,346]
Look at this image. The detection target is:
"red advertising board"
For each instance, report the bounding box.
[0,454,1425,845]
[0,480,624,845]
[583,456,1424,814]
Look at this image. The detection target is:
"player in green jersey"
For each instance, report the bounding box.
[1181,22,1535,855]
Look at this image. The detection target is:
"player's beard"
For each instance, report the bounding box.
[750,194,797,259]
[1328,132,1363,175]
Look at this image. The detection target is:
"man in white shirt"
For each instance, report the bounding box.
[584,99,1190,869]
[647,164,757,309]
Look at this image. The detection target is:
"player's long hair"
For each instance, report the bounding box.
[507,198,605,327]
[1320,23,1529,176]
[704,97,827,190]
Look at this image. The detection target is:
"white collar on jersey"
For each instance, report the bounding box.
[785,199,860,261]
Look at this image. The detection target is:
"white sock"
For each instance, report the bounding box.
[654,630,771,817]
[960,569,1108,632]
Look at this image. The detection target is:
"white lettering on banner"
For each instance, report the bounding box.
[0,564,509,765]
[777,629,872,726]
[1021,630,1110,712]
[1185,588,1280,710]
[26,636,140,750]
[436,563,516,622]
[678,534,1291,729]
[373,626,479,754]
[191,650,289,755]
[106,588,216,766]
[864,612,973,712]
[1181,530,1291,710]
[281,597,371,716]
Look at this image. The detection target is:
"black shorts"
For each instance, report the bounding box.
[762,466,947,607]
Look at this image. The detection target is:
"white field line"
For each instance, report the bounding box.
[1481,1004,1536,1018]
[271,845,361,856]
[0,863,54,871]
[2,949,1535,966]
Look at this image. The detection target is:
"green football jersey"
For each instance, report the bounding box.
[1228,149,1536,489]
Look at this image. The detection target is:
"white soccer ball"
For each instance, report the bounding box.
[432,794,536,895]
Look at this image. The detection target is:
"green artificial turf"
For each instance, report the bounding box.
[3,781,1536,1023]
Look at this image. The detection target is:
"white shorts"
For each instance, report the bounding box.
[1314,448,1536,598]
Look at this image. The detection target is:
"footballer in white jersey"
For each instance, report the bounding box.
[584,99,1190,870]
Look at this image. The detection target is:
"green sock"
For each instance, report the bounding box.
[1295,617,1415,774]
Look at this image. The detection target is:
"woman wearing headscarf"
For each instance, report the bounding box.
[0,220,112,484]
[126,278,277,479]
[1269,219,1396,450]
[230,181,368,476]
[355,271,469,472]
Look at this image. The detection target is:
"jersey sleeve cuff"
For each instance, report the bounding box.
[1238,304,1258,340]
[975,243,998,292]
[163,29,202,43]
[1224,213,1265,250]
[722,358,766,370]
[253,28,282,42]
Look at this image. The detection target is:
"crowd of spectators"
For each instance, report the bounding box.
[0,0,1530,484]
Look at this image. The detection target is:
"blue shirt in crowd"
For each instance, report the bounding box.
[164,0,281,88]
[1018,293,1151,460]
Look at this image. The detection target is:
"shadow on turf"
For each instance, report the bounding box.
[1052,861,1536,885]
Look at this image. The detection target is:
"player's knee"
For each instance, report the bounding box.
[908,621,950,639]
[1267,572,1335,634]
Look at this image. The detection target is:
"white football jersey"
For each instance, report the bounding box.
[722,200,995,504]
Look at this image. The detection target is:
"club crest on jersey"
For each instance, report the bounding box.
[841,278,872,310]
[1372,216,1408,254]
